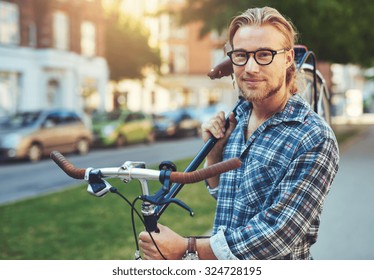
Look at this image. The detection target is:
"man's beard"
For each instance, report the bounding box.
[238,75,284,103]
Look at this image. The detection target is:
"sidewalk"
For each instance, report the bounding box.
[311,124,374,259]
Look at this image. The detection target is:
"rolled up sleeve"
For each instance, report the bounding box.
[210,226,238,260]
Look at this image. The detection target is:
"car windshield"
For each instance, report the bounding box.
[0,112,41,129]
[153,114,168,121]
[93,111,123,122]
[161,111,185,121]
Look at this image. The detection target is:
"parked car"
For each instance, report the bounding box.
[153,109,201,138]
[152,113,177,138]
[0,108,9,124]
[0,109,93,162]
[92,110,155,147]
[193,103,230,125]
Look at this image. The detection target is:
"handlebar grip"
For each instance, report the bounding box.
[207,57,233,79]
[51,150,241,184]
[169,157,241,184]
[50,151,86,179]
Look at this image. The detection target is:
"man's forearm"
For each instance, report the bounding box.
[196,238,217,260]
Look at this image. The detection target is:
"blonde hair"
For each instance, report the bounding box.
[228,7,299,94]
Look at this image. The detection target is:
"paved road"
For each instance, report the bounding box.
[0,137,204,205]
[311,125,374,259]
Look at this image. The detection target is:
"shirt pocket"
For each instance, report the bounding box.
[232,156,281,224]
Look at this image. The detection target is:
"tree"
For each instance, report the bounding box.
[178,0,374,67]
[104,6,161,81]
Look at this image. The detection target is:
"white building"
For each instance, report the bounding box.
[0,0,109,117]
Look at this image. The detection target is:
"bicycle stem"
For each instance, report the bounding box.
[154,96,245,217]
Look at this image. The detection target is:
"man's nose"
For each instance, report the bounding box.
[245,55,259,73]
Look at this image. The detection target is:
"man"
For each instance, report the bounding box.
[139,6,339,260]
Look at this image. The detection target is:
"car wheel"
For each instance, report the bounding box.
[146,131,155,144]
[76,138,90,155]
[28,143,43,162]
[116,135,126,147]
[194,127,200,137]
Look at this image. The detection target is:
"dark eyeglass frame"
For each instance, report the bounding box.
[227,48,288,66]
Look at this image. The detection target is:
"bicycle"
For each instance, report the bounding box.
[51,44,330,260]
[50,151,241,259]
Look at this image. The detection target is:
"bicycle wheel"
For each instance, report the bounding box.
[297,64,331,125]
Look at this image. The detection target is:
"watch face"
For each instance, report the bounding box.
[182,253,199,260]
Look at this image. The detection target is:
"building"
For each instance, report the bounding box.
[0,0,109,117]
[113,0,236,115]
[330,63,366,117]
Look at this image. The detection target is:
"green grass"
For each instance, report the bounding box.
[0,158,216,260]
[334,127,361,144]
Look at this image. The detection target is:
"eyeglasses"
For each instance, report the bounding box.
[227,48,288,66]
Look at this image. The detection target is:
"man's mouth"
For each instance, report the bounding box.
[242,77,264,87]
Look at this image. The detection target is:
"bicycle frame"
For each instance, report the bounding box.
[154,96,245,217]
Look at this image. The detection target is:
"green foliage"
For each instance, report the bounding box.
[0,158,215,260]
[105,16,161,81]
[179,0,374,67]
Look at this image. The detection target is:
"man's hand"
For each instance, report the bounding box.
[139,224,187,260]
[201,112,237,188]
[201,112,237,162]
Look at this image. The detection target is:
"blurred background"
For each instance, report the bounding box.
[1,0,373,128]
[0,0,373,260]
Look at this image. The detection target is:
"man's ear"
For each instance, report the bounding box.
[286,48,295,68]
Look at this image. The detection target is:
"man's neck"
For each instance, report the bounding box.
[245,91,292,140]
[251,90,291,121]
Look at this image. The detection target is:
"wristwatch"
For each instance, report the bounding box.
[182,237,199,260]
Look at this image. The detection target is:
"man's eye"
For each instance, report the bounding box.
[257,51,272,58]
[234,52,247,58]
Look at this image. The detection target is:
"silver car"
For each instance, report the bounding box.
[0,109,93,162]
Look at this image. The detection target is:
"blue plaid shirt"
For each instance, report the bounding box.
[209,94,339,259]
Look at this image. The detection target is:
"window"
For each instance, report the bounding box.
[169,45,188,73]
[28,22,36,47]
[81,21,96,56]
[126,113,144,122]
[169,17,187,40]
[53,11,69,50]
[61,113,80,124]
[0,1,20,45]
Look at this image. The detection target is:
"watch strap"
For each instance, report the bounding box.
[187,237,197,253]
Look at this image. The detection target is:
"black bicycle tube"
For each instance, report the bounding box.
[154,96,244,217]
[143,212,159,232]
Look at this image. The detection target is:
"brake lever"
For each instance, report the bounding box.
[140,193,194,216]
[167,197,194,216]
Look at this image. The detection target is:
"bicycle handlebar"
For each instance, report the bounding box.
[169,157,241,184]
[51,151,86,179]
[50,151,241,184]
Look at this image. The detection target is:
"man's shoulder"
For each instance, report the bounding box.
[285,95,337,144]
